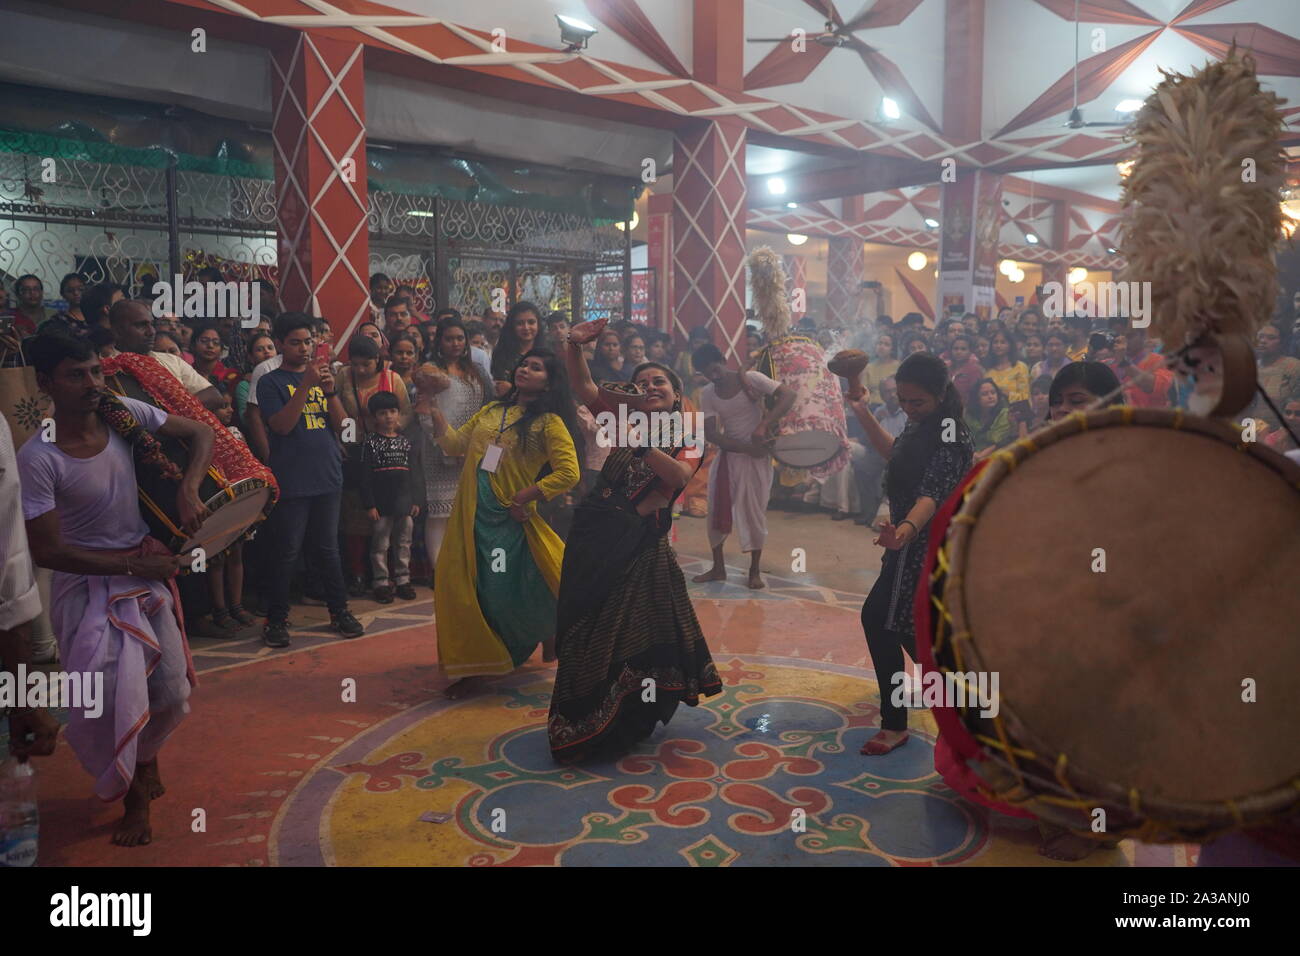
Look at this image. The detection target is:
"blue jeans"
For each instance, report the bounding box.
[265,491,349,623]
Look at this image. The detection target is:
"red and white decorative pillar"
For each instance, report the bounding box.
[825,236,864,327]
[270,33,371,342]
[672,119,748,363]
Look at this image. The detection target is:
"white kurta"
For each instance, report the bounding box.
[0,417,40,631]
[701,371,780,553]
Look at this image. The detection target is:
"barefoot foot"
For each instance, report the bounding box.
[860,729,909,756]
[139,759,165,800]
[112,780,152,847]
[692,567,726,583]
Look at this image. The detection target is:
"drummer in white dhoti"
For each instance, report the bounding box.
[17,334,212,847]
[690,344,796,590]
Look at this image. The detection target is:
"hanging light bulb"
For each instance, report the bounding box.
[1009,267,1025,283]
[999,259,1016,277]
[907,251,927,271]
[1068,267,1088,285]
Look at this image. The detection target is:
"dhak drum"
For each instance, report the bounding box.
[756,335,849,478]
[923,406,1300,843]
[769,430,841,468]
[106,369,275,568]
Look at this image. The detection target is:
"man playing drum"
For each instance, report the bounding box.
[105,299,225,412]
[18,334,214,847]
[690,343,795,590]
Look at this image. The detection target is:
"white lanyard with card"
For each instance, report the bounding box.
[481,404,509,473]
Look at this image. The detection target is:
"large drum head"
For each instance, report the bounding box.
[180,481,273,557]
[958,413,1300,815]
[770,429,841,468]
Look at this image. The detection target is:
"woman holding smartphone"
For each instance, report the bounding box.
[547,318,721,762]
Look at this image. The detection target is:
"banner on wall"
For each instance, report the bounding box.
[937,171,1002,320]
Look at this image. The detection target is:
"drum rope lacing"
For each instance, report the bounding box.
[923,417,1300,843]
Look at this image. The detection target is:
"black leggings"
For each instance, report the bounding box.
[860,569,915,732]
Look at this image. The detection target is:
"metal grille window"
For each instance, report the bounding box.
[0,143,277,298]
[1,136,643,328]
[366,190,636,324]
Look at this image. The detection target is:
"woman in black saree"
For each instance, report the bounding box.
[548,318,722,762]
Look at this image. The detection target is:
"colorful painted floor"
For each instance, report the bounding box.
[32,524,1196,867]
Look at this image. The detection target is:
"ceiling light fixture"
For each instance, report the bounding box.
[924,217,939,229]
[786,233,808,246]
[1115,99,1143,113]
[614,211,639,231]
[907,251,927,271]
[767,177,787,196]
[1068,267,1088,284]
[880,97,901,121]
[1025,233,1039,244]
[556,14,598,51]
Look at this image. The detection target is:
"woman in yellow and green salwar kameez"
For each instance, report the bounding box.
[424,348,581,697]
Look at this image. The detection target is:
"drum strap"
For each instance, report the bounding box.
[102,352,278,507]
[97,390,183,482]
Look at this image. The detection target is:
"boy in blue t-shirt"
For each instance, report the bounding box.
[256,312,364,647]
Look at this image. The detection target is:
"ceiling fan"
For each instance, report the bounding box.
[1063,0,1129,128]
[747,19,861,50]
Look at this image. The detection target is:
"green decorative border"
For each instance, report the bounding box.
[0,127,637,219]
[0,127,272,179]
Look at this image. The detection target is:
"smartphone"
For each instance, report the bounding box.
[1009,399,1032,422]
[1014,296,1025,307]
[313,342,331,366]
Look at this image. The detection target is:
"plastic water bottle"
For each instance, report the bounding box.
[0,757,39,867]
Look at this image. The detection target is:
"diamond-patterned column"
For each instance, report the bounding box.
[673,120,747,364]
[825,236,864,327]
[1036,261,1068,310]
[271,34,371,342]
[1040,262,1068,287]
